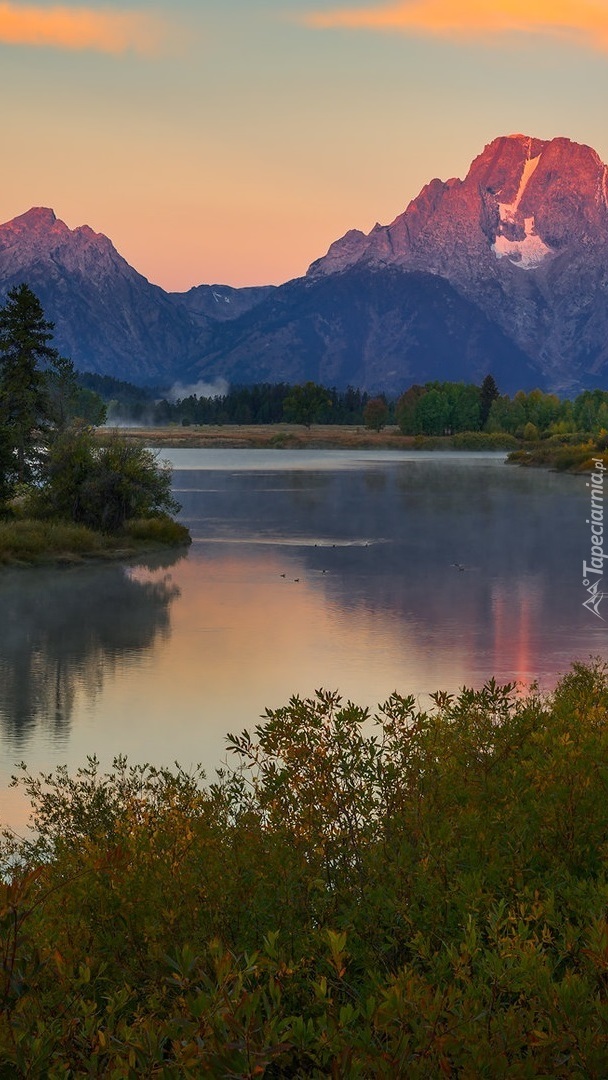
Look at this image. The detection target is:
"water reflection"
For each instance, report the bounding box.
[0,554,182,749]
[2,452,607,834]
[175,455,605,689]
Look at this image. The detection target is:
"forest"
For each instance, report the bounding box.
[82,370,608,441]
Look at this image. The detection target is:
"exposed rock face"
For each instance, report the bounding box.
[308,135,608,392]
[3,133,608,395]
[0,208,200,383]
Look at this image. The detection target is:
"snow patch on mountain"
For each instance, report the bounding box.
[497,154,541,224]
[492,215,552,269]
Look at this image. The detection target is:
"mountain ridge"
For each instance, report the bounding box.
[1,133,608,392]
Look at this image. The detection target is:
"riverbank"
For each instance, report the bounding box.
[0,515,191,567]
[507,441,608,472]
[125,423,608,474]
[106,424,518,452]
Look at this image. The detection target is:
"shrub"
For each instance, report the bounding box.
[3,664,608,1073]
[123,514,191,546]
[522,420,539,441]
[38,424,180,532]
[452,431,519,450]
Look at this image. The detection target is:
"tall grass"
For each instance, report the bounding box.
[0,515,191,564]
[0,519,105,564]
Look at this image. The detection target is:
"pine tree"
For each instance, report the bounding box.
[0,283,72,484]
[479,374,500,429]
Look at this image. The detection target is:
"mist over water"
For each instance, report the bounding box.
[1,450,606,830]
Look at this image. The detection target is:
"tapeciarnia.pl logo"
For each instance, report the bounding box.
[582,458,607,620]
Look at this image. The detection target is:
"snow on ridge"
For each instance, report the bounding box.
[492,215,552,270]
[497,154,541,224]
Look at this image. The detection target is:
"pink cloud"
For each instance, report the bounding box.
[0,2,165,54]
[303,0,608,52]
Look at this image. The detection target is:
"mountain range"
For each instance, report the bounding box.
[1,133,608,395]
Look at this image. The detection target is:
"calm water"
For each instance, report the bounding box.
[1,449,606,829]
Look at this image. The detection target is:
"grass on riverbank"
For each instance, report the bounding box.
[107,424,520,452]
[0,514,191,566]
[507,439,608,472]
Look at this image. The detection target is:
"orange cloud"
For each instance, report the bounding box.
[0,2,165,54]
[304,0,608,51]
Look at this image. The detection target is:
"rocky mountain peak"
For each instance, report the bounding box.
[304,134,608,391]
[2,133,608,394]
[16,206,58,227]
[308,134,608,280]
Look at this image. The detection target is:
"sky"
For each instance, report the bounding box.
[2,0,608,291]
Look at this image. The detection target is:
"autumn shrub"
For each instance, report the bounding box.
[2,663,608,1075]
[452,431,519,450]
[123,514,191,546]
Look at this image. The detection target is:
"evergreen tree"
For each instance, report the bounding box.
[479,374,500,429]
[0,283,72,483]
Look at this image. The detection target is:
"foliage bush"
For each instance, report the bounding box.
[123,514,192,546]
[543,432,591,446]
[451,431,519,450]
[507,442,603,472]
[35,425,180,532]
[3,663,608,1074]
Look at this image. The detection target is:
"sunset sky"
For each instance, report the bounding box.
[3,0,608,291]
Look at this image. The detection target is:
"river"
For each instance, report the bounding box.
[0,449,605,830]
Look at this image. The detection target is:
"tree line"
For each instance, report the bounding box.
[83,370,608,439]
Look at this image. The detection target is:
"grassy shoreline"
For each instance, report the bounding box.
[0,515,191,567]
[109,424,607,473]
[108,423,518,452]
[507,441,608,473]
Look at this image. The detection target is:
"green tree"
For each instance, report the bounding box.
[479,374,499,428]
[0,422,14,507]
[449,382,481,432]
[70,385,107,426]
[486,394,526,434]
[283,382,331,427]
[413,387,451,435]
[0,283,74,483]
[38,424,179,531]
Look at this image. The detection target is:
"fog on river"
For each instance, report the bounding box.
[1,450,605,830]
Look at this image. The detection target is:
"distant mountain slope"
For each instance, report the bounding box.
[187,266,538,395]
[0,208,197,384]
[2,132,608,394]
[171,283,276,326]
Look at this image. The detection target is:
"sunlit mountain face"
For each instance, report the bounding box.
[2,135,608,393]
[306,134,608,393]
